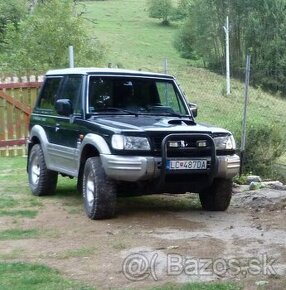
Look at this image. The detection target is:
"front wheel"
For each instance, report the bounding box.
[28,144,58,196]
[83,157,116,220]
[199,178,232,211]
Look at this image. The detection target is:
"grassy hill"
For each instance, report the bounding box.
[83,0,184,70]
[82,0,286,157]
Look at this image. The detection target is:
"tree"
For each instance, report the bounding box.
[173,0,192,21]
[147,0,174,25]
[244,0,286,94]
[0,0,105,74]
[175,0,286,96]
[175,0,225,69]
[0,0,27,40]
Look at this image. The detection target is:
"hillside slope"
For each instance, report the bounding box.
[83,0,286,141]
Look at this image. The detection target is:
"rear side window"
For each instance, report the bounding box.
[37,77,63,112]
[60,75,83,114]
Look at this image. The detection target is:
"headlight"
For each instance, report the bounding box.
[213,135,236,150]
[111,134,151,150]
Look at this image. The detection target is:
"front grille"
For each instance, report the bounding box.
[155,133,216,186]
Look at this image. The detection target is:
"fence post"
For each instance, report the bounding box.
[69,46,74,68]
[163,58,168,74]
[240,54,251,176]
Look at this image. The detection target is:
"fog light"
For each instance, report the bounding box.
[197,140,207,147]
[168,141,179,148]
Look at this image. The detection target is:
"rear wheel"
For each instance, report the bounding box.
[28,144,58,196]
[83,157,116,219]
[199,178,232,211]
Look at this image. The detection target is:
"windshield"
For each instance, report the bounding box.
[87,76,189,116]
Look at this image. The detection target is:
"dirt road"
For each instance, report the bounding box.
[0,185,285,290]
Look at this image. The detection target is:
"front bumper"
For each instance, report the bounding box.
[216,154,241,179]
[101,154,240,182]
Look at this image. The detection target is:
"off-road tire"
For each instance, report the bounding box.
[199,178,232,211]
[28,144,58,196]
[83,157,116,220]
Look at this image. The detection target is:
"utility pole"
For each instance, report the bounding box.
[223,16,231,96]
[240,54,251,176]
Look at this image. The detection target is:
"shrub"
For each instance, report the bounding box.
[241,124,285,178]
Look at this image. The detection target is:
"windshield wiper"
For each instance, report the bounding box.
[93,107,138,116]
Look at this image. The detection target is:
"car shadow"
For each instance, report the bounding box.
[117,193,201,215]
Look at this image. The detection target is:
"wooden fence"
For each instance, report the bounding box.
[0,76,43,156]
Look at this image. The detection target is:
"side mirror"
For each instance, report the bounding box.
[55,99,73,116]
[188,102,198,118]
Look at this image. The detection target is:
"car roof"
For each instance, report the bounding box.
[45,67,174,79]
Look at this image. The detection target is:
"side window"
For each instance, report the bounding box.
[157,82,184,114]
[88,77,113,111]
[60,75,83,114]
[37,77,62,111]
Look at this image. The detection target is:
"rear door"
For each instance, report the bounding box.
[32,75,63,146]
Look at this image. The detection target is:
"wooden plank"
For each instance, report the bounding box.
[15,108,22,138]
[0,82,42,90]
[7,103,14,140]
[30,87,39,108]
[0,139,26,147]
[0,98,5,141]
[15,108,23,156]
[0,91,32,115]
[24,113,30,139]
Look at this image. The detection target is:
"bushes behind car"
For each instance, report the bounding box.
[237,124,285,179]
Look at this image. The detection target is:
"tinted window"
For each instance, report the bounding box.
[157,82,184,113]
[60,75,83,114]
[37,77,62,111]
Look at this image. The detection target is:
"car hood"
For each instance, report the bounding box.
[88,115,230,135]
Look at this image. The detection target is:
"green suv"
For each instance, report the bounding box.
[27,68,240,219]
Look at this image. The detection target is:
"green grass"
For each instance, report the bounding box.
[0,196,18,209]
[0,229,40,241]
[0,157,42,219]
[0,262,95,290]
[84,0,185,71]
[0,156,26,171]
[0,156,79,209]
[0,157,29,195]
[0,210,38,218]
[83,0,286,155]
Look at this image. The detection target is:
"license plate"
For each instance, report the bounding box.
[166,159,207,170]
